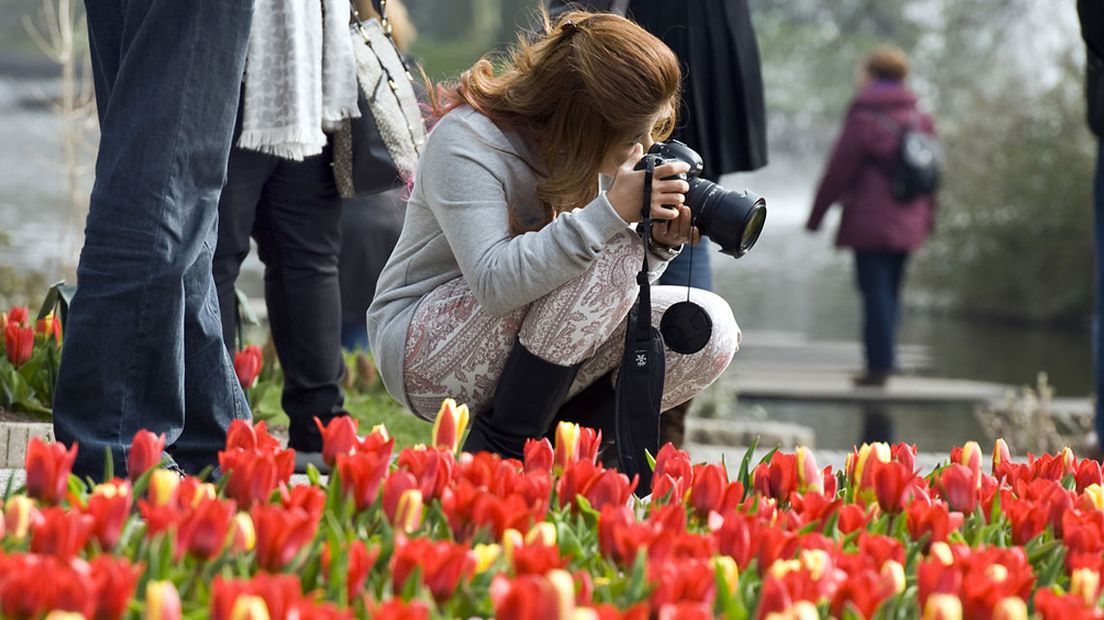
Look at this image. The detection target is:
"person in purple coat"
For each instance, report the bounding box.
[805,46,938,387]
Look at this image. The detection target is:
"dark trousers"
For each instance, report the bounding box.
[213,145,345,452]
[1094,140,1104,441]
[854,251,909,373]
[54,0,254,478]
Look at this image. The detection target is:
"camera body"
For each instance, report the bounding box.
[636,140,766,258]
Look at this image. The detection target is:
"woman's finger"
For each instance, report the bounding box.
[654,161,691,179]
[620,143,646,173]
[654,179,690,195]
[650,202,681,220]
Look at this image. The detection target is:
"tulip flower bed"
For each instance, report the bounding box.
[4,397,1104,620]
[0,305,61,416]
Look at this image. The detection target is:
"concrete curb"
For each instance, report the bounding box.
[0,421,53,469]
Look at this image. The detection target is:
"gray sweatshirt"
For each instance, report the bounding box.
[367,106,671,414]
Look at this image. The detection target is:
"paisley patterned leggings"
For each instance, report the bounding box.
[403,230,740,420]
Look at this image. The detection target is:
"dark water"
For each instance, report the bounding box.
[0,77,1091,451]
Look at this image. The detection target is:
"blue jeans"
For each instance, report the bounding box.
[854,251,909,373]
[53,0,254,478]
[658,237,713,291]
[1095,140,1104,441]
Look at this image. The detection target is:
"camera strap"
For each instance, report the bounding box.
[613,157,665,496]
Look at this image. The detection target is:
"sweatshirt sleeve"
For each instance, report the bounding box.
[806,110,869,231]
[419,117,629,316]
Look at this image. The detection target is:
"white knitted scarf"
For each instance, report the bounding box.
[237,0,360,161]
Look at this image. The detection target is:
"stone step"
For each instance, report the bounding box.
[0,421,53,469]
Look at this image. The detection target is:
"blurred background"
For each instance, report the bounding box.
[0,0,1092,452]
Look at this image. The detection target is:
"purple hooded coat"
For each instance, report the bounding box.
[806,81,938,251]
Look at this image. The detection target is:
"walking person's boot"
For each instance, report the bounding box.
[463,339,583,460]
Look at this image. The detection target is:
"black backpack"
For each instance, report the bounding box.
[875,111,943,202]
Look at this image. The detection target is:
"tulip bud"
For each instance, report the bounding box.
[473,543,502,573]
[229,512,256,553]
[929,542,955,566]
[714,556,739,594]
[800,549,830,581]
[230,595,270,620]
[1062,447,1076,472]
[1083,484,1104,512]
[554,422,581,470]
[145,580,182,620]
[768,559,802,579]
[790,601,820,620]
[432,398,469,454]
[547,569,576,620]
[4,495,36,541]
[370,424,391,442]
[854,442,891,488]
[992,597,1027,620]
[922,594,963,620]
[796,447,823,494]
[1072,568,1101,607]
[502,528,524,564]
[881,560,906,595]
[526,522,557,547]
[992,439,1011,474]
[393,489,423,534]
[192,483,218,506]
[149,469,180,507]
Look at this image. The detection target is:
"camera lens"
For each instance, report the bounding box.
[687,179,766,258]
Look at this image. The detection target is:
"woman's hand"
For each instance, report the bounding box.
[652,204,700,248]
[606,143,693,225]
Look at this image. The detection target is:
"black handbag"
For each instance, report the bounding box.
[333,0,426,198]
[614,157,666,496]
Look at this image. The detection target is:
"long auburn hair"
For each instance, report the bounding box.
[430,10,681,230]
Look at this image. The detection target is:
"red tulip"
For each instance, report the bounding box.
[831,569,896,620]
[233,345,263,390]
[1077,459,1104,493]
[224,419,282,453]
[90,556,141,620]
[35,312,61,345]
[391,537,475,603]
[872,459,915,514]
[30,506,94,559]
[511,540,568,576]
[796,447,822,495]
[431,398,469,454]
[322,541,380,603]
[906,501,964,547]
[338,446,393,511]
[6,305,29,326]
[556,460,604,510]
[87,478,133,550]
[688,463,727,517]
[279,483,326,522]
[210,574,301,620]
[1004,498,1048,545]
[524,438,555,475]
[251,504,319,572]
[4,324,33,367]
[397,446,454,500]
[24,437,77,504]
[584,469,637,512]
[578,427,602,464]
[939,464,978,514]
[837,504,873,535]
[382,469,420,524]
[858,533,905,569]
[0,554,94,619]
[145,580,183,620]
[489,573,568,620]
[176,496,235,560]
[951,441,982,480]
[127,430,166,481]
[1033,588,1098,620]
[220,448,294,509]
[647,558,716,611]
[657,602,714,620]
[315,415,360,467]
[653,443,693,498]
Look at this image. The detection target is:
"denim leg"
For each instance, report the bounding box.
[253,146,346,452]
[855,252,895,373]
[53,0,253,478]
[1094,140,1104,441]
[657,236,713,291]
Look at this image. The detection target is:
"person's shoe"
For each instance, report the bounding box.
[852,371,890,388]
[463,340,583,460]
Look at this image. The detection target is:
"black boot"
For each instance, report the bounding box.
[549,372,619,467]
[463,340,583,460]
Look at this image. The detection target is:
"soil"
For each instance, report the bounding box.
[0,408,49,423]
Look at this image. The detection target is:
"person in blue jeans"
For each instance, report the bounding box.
[1079,0,1104,456]
[53,0,255,479]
